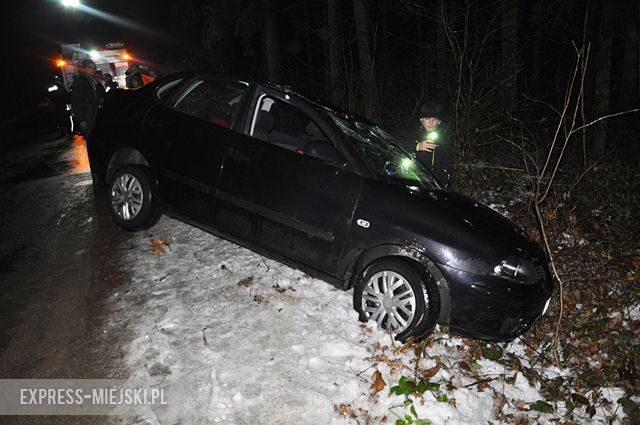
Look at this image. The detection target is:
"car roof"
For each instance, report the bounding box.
[154,70,370,122]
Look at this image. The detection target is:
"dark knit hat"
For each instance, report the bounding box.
[420,101,445,119]
[81,58,96,68]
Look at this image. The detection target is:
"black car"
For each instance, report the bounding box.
[89,72,554,342]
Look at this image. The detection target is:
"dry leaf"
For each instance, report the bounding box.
[371,370,386,393]
[422,364,441,380]
[237,276,254,287]
[253,294,268,304]
[150,238,170,256]
[334,403,355,418]
[458,360,472,372]
[513,399,527,411]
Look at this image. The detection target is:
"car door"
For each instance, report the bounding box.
[142,75,249,224]
[214,89,361,275]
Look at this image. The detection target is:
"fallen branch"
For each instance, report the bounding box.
[464,377,496,388]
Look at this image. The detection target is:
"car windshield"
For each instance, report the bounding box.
[330,114,440,189]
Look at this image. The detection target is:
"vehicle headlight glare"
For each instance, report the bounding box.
[492,256,537,285]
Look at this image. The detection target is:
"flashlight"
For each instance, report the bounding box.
[400,158,413,171]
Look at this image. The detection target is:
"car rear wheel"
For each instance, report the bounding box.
[354,259,439,342]
[108,165,160,231]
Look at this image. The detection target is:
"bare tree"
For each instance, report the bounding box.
[501,0,520,104]
[325,0,343,104]
[617,0,639,111]
[590,0,615,155]
[262,0,282,83]
[352,0,376,118]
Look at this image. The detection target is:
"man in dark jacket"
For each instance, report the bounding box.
[47,75,71,136]
[399,101,451,187]
[125,63,144,89]
[71,59,100,138]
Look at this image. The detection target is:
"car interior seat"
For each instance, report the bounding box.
[254,111,274,143]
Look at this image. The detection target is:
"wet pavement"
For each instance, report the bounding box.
[0,132,129,424]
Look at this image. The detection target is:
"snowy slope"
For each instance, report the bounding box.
[105,216,629,424]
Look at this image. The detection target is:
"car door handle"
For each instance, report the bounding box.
[227,147,250,163]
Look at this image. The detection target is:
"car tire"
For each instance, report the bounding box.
[354,259,440,342]
[108,165,161,231]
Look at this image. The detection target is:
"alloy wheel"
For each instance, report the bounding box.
[110,173,144,221]
[361,270,417,334]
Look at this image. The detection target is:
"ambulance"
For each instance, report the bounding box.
[57,42,131,90]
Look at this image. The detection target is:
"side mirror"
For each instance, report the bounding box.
[302,140,345,165]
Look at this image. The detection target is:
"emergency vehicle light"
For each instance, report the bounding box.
[56,59,66,67]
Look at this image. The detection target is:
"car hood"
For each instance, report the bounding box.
[415,190,544,270]
[360,182,545,274]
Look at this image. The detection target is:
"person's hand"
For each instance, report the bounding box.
[416,140,437,152]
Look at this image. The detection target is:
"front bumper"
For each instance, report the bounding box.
[438,263,553,342]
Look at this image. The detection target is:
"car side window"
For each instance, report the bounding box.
[251,97,331,153]
[173,78,247,128]
[155,78,184,103]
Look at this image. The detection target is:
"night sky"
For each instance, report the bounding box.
[1,0,171,118]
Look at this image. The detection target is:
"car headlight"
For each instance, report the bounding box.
[492,256,539,285]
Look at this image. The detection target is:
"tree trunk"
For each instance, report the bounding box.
[617,1,639,111]
[326,0,342,104]
[262,0,282,83]
[591,0,614,156]
[303,6,314,78]
[352,0,375,118]
[436,1,448,100]
[501,0,519,104]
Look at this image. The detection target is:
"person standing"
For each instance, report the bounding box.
[103,73,119,93]
[47,74,71,136]
[71,58,100,138]
[125,64,144,89]
[399,101,451,187]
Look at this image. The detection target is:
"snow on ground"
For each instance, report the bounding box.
[627,303,640,321]
[105,215,629,424]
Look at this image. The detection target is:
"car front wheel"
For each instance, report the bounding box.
[354,259,440,342]
[108,165,160,231]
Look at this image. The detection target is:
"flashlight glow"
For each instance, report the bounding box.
[62,0,80,7]
[400,158,413,171]
[89,50,100,59]
[426,131,439,141]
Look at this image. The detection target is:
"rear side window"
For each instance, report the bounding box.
[173,78,247,128]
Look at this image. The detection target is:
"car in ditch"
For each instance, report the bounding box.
[88,71,554,342]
